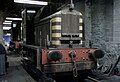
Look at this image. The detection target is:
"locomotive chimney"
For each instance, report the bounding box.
[69,0,74,11]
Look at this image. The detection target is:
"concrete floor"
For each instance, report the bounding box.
[1,52,120,82]
[0,52,36,82]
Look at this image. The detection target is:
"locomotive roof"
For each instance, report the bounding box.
[40,8,82,22]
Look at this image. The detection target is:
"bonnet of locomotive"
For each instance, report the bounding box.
[50,9,83,47]
[34,8,83,48]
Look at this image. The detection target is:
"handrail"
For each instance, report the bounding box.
[21,44,41,69]
[22,44,40,50]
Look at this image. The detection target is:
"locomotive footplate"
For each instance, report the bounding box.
[43,61,94,73]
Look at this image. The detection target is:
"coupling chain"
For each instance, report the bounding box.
[72,60,78,77]
[70,52,78,77]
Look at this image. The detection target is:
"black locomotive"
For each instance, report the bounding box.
[21,3,104,82]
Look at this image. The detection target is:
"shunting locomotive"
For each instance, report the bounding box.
[21,1,104,81]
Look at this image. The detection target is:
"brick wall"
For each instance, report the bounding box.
[90,0,120,69]
[66,0,120,70]
[91,0,106,50]
[113,0,120,42]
